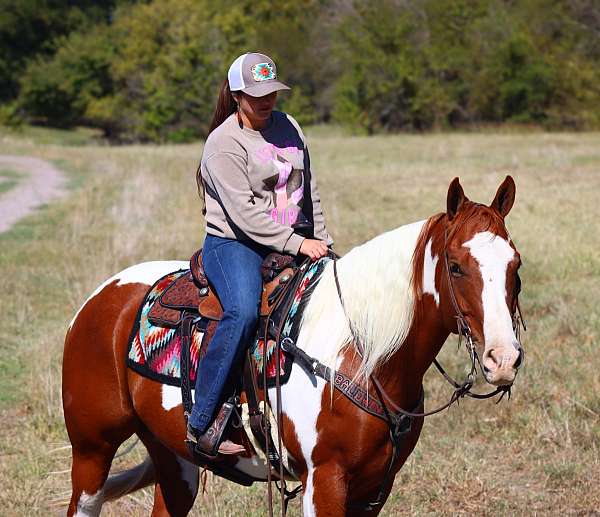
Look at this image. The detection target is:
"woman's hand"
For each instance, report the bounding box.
[299,239,329,260]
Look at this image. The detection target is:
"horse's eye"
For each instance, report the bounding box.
[450,263,464,277]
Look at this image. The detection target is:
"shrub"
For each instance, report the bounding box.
[17,25,117,128]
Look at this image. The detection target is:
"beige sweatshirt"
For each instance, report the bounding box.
[200,111,333,255]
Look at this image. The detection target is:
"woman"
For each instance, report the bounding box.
[187,52,333,456]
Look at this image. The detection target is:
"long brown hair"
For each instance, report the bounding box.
[209,79,237,134]
[197,79,238,212]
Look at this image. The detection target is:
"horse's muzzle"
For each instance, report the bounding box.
[482,342,523,386]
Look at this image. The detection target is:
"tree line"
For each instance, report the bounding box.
[1,0,599,142]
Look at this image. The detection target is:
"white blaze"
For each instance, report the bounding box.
[464,231,515,347]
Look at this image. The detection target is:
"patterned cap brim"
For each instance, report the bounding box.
[242,81,291,97]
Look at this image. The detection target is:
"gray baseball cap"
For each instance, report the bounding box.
[228,52,291,97]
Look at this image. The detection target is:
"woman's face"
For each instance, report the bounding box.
[236,91,278,128]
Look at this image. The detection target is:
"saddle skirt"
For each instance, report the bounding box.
[126,254,329,388]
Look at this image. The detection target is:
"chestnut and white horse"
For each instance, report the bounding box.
[62,177,523,516]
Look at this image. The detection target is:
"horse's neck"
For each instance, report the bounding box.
[367,216,450,409]
[299,217,449,407]
[374,298,450,410]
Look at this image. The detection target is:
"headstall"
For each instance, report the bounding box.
[325,232,526,510]
[274,240,526,512]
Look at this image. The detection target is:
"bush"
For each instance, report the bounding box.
[0,0,123,103]
[332,1,426,133]
[5,0,600,139]
[331,0,600,132]
[17,25,117,128]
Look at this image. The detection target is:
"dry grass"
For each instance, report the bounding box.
[0,126,599,516]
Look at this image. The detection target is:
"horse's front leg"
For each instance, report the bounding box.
[304,462,348,517]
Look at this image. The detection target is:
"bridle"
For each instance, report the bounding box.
[264,237,526,514]
[333,244,526,417]
[434,233,527,405]
[331,231,526,510]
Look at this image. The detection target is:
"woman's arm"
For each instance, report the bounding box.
[204,152,305,255]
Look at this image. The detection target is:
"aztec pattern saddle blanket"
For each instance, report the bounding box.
[126,258,329,387]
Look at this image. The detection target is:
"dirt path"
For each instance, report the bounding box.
[0,155,67,233]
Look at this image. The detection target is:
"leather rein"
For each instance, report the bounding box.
[328,239,526,510]
[263,244,526,513]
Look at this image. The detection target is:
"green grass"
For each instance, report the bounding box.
[0,129,599,515]
[0,124,104,147]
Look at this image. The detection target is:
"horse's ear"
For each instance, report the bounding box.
[447,177,466,221]
[490,175,516,218]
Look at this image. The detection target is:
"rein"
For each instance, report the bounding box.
[328,239,526,510]
[264,244,526,513]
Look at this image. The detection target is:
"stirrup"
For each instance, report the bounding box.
[186,425,245,458]
[186,424,219,460]
[185,397,239,459]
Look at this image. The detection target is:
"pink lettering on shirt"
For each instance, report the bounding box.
[256,144,304,227]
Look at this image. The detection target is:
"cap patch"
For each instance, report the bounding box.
[251,63,276,82]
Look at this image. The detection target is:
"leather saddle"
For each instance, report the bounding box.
[148,249,297,327]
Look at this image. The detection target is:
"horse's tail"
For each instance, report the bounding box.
[102,456,156,501]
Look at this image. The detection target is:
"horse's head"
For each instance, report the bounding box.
[439,176,523,386]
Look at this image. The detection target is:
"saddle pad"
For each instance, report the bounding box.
[127,270,205,386]
[126,258,330,387]
[251,257,329,388]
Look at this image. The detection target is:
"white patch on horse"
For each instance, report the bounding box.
[74,489,104,517]
[274,298,351,513]
[299,219,426,378]
[422,238,440,306]
[269,365,326,474]
[464,231,515,346]
[116,260,189,286]
[175,455,199,499]
[303,467,317,516]
[161,384,194,411]
[68,260,189,331]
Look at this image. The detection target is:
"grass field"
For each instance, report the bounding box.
[0,125,599,516]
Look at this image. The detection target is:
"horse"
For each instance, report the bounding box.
[62,176,524,516]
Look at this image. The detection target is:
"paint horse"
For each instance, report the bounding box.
[62,176,524,516]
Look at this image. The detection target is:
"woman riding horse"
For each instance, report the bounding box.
[188,52,333,456]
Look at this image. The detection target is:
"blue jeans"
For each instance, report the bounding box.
[189,235,270,433]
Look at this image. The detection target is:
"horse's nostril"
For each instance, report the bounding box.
[513,349,523,369]
[483,348,502,371]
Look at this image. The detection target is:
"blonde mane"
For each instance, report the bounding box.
[298,220,427,378]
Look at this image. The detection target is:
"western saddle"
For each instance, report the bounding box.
[148,249,297,327]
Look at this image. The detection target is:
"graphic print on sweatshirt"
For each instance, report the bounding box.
[256,143,308,227]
